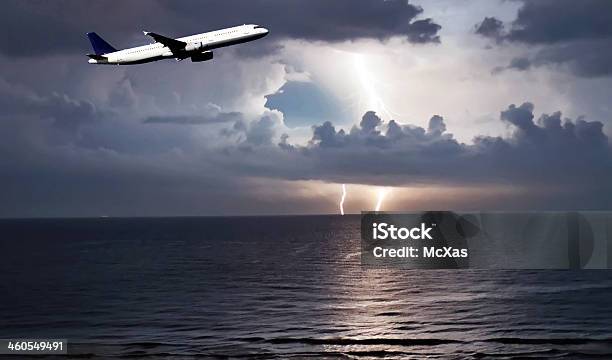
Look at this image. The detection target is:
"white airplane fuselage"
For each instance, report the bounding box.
[88,24,268,65]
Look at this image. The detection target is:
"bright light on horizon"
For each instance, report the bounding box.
[375,187,390,212]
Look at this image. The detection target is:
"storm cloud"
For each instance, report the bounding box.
[203,103,612,212]
[3,75,612,215]
[143,112,242,125]
[476,0,612,77]
[1,0,441,58]
[1,0,611,216]
[266,105,612,192]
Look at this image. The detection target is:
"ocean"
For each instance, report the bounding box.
[1,216,612,358]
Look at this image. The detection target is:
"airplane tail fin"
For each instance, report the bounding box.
[86,32,117,55]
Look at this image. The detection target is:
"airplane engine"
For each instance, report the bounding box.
[185,42,204,52]
[191,51,213,62]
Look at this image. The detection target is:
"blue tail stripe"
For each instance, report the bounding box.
[86,32,117,55]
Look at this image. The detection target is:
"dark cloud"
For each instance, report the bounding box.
[162,0,441,43]
[237,105,611,205]
[532,40,612,77]
[0,78,100,132]
[503,0,612,44]
[0,1,82,57]
[403,19,441,44]
[500,102,535,131]
[474,17,504,41]
[2,88,612,215]
[143,112,241,125]
[427,115,446,136]
[310,121,346,148]
[244,112,283,146]
[476,0,612,77]
[1,0,441,58]
[231,42,286,59]
[507,57,531,71]
[217,110,285,148]
[0,1,176,57]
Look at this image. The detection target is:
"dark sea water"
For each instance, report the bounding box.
[1,216,612,359]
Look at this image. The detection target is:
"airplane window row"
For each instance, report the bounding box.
[121,29,245,55]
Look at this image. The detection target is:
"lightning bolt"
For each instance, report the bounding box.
[375,188,390,212]
[336,54,400,216]
[339,184,347,215]
[352,54,405,120]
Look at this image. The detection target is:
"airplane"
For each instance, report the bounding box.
[86,24,269,65]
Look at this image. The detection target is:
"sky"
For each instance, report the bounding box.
[1,0,612,217]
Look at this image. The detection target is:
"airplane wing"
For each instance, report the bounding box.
[143,31,186,52]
